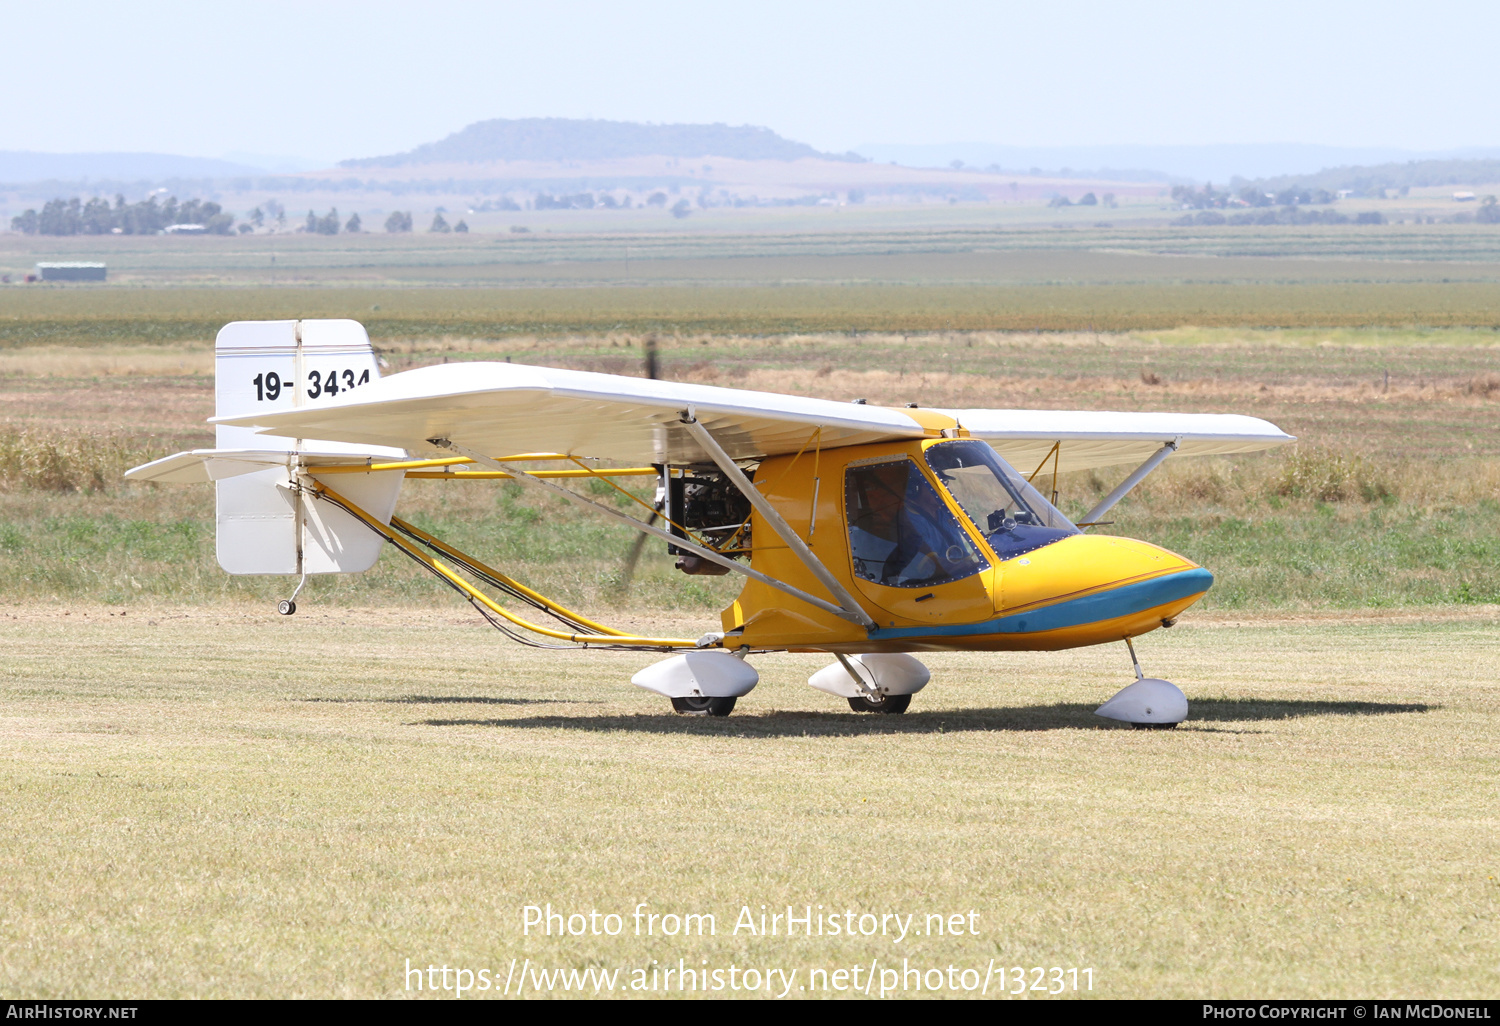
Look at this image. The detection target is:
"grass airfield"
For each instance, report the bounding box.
[1,604,1496,998]
[3,229,1500,998]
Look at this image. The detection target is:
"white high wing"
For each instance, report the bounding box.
[199,358,1294,472]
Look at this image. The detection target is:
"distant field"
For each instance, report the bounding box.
[10,229,1500,339]
[11,217,1500,274]
[12,224,1500,287]
[6,280,1500,344]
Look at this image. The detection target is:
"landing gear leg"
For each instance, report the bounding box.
[278,573,307,616]
[1094,636,1188,728]
[837,653,912,714]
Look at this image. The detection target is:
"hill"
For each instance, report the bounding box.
[1236,158,1500,194]
[340,118,862,168]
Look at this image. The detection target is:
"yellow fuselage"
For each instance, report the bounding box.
[722,438,1211,653]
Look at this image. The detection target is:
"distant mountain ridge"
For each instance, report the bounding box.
[856,143,1500,185]
[341,118,863,168]
[1238,158,1500,194]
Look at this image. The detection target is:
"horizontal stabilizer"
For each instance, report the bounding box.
[124,449,405,485]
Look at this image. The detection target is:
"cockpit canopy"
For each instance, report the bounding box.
[924,439,1078,559]
[843,440,1078,589]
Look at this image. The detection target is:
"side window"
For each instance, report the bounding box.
[844,460,988,588]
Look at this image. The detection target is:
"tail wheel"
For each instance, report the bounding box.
[847,693,911,714]
[277,600,296,615]
[670,696,737,717]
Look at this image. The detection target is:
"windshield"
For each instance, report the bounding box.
[844,459,989,588]
[924,440,1078,561]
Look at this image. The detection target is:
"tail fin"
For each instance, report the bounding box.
[215,319,385,450]
[213,320,403,576]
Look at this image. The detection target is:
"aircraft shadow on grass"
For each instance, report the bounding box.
[307,694,596,706]
[415,698,1432,738]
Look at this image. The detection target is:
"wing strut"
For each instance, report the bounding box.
[429,439,871,628]
[1079,438,1180,526]
[679,409,877,630]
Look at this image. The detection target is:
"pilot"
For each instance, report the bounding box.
[849,467,974,587]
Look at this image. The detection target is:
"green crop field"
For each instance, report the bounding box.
[9,233,1500,341]
[5,280,1500,345]
[12,219,1500,279]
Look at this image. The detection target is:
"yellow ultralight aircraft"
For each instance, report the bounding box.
[127,320,1294,726]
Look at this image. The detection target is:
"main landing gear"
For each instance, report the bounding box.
[846,693,912,714]
[808,653,930,714]
[1094,637,1189,728]
[670,696,738,717]
[632,652,759,717]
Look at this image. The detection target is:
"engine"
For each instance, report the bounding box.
[661,467,753,575]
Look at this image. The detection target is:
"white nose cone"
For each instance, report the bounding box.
[1095,678,1189,725]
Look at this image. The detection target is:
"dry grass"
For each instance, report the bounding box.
[0,428,162,494]
[0,607,1495,998]
[0,345,213,378]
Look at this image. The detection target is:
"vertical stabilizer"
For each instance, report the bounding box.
[213,320,403,576]
[214,319,386,450]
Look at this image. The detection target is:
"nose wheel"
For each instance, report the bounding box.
[1095,637,1188,727]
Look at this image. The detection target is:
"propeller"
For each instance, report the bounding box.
[612,337,663,600]
[613,511,659,599]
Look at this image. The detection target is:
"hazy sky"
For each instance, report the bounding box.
[3,0,1496,163]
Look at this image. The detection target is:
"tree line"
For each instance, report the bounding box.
[10,195,235,235]
[378,211,468,233]
[5,196,476,236]
[1171,184,1344,209]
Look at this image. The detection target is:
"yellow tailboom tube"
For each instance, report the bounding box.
[310,481,701,650]
[386,515,628,637]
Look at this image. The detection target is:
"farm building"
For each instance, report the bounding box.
[35,262,106,282]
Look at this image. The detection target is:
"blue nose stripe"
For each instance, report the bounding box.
[867,567,1215,642]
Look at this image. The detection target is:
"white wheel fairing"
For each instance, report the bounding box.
[632,652,760,699]
[1094,678,1189,725]
[808,653,931,698]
